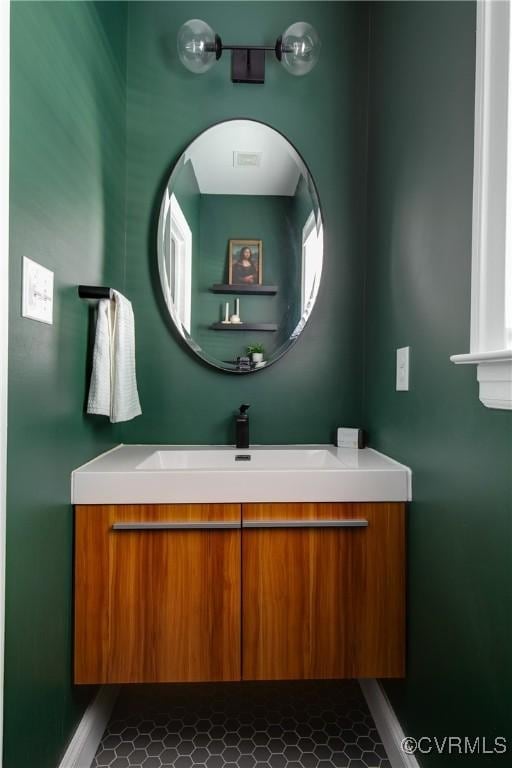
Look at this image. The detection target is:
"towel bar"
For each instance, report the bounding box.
[78,285,111,299]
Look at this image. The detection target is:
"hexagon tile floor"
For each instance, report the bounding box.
[92,681,390,768]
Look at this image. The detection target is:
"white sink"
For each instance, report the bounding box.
[72,444,412,505]
[136,448,343,471]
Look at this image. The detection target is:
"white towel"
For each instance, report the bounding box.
[87,290,142,423]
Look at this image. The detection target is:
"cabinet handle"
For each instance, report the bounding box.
[242,519,368,529]
[111,521,241,531]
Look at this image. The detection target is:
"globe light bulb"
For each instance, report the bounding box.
[279,22,321,77]
[177,19,220,74]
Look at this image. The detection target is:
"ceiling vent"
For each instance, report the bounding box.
[233,151,262,168]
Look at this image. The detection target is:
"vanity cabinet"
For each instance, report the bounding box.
[74,502,405,684]
[242,502,405,680]
[74,504,241,684]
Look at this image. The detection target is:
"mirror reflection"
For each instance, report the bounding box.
[157,119,323,372]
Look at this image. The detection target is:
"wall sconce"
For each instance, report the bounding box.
[177,19,321,84]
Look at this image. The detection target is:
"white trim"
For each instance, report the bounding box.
[359,679,421,768]
[0,0,10,763]
[450,350,512,409]
[451,348,512,364]
[451,0,512,409]
[57,686,119,768]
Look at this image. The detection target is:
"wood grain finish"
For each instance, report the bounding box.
[75,504,241,684]
[242,502,405,680]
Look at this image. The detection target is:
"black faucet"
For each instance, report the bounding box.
[235,404,250,449]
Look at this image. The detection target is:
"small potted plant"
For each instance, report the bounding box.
[247,343,265,365]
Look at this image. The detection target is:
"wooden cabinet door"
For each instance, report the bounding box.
[75,503,241,684]
[242,502,405,680]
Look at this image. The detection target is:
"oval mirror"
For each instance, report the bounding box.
[157,119,323,373]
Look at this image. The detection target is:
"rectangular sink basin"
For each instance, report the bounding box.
[72,444,412,505]
[136,448,343,471]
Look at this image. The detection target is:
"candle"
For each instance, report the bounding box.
[224,302,230,322]
[235,298,240,317]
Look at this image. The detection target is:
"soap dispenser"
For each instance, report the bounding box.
[235,404,250,449]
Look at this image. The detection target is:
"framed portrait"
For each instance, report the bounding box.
[228,239,263,286]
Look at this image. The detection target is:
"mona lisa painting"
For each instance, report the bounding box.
[228,239,263,286]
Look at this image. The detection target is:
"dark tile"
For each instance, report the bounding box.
[267,739,285,754]
[313,746,331,760]
[206,755,224,768]
[177,741,194,756]
[209,740,225,755]
[300,753,318,768]
[141,758,160,768]
[268,755,286,768]
[297,738,316,753]
[111,759,130,768]
[284,746,301,761]
[116,743,135,758]
[331,753,349,768]
[128,749,148,766]
[252,747,271,762]
[361,750,381,767]
[175,757,192,768]
[96,749,117,766]
[104,735,123,750]
[164,733,181,748]
[94,681,388,768]
[374,744,387,759]
[238,756,256,768]
[344,744,363,760]
[357,737,375,752]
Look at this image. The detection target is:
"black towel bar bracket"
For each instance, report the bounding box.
[78,285,111,299]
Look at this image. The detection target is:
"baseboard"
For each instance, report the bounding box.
[359,679,421,768]
[58,686,119,768]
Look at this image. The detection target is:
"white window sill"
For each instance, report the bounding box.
[450,350,512,410]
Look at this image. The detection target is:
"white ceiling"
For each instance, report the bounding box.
[184,120,305,196]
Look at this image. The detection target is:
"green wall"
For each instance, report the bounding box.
[121,1,369,445]
[364,2,512,764]
[6,2,127,767]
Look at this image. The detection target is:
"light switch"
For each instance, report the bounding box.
[22,257,54,325]
[396,346,410,391]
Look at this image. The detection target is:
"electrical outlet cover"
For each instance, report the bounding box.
[396,346,410,391]
[22,256,54,325]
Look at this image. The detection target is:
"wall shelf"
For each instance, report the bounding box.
[210,322,278,332]
[210,284,278,295]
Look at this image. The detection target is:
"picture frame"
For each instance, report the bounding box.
[228,239,263,286]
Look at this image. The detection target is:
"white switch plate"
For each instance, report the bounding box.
[22,256,54,325]
[396,346,410,391]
